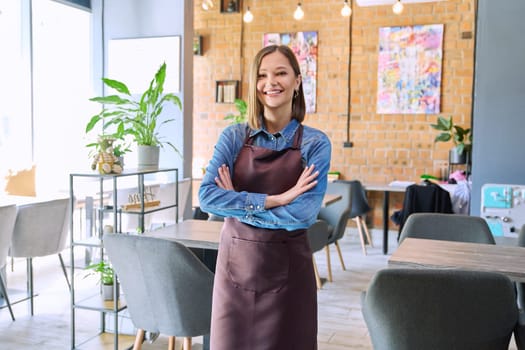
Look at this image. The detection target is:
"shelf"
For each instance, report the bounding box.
[220,0,240,13]
[73,293,127,313]
[70,168,179,350]
[216,80,239,103]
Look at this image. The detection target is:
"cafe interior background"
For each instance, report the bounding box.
[0,0,524,229]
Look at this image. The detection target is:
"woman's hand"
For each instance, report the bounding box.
[215,164,234,190]
[265,164,319,209]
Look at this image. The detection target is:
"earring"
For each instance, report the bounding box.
[294,90,298,98]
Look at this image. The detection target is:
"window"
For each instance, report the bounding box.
[0,0,95,193]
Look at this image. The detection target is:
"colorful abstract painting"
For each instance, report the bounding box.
[377,24,444,114]
[263,31,318,113]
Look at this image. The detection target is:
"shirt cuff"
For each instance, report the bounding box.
[245,192,266,213]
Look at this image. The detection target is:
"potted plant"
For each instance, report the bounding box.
[430,115,472,164]
[87,62,182,168]
[224,98,247,124]
[85,260,116,300]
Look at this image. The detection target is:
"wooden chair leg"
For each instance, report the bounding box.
[168,335,176,350]
[361,216,374,248]
[354,217,367,255]
[183,337,192,350]
[325,245,333,282]
[312,258,322,289]
[334,240,347,269]
[133,329,145,350]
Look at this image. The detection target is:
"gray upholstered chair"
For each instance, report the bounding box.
[516,224,525,310]
[9,197,71,315]
[336,180,374,255]
[318,181,352,282]
[306,220,330,289]
[103,233,214,350]
[0,204,17,320]
[361,268,520,350]
[398,212,496,244]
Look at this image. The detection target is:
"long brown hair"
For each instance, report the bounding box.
[246,45,306,130]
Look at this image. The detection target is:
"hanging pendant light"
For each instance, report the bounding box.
[243,6,254,23]
[392,0,404,15]
[293,2,304,20]
[202,0,214,11]
[341,0,352,17]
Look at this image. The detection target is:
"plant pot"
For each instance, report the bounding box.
[102,282,118,301]
[137,145,160,168]
[449,148,468,165]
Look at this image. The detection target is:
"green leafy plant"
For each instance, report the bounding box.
[86,134,130,161]
[430,115,472,155]
[86,62,182,157]
[85,260,114,285]
[224,98,247,124]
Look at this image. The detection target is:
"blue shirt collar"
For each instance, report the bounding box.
[249,119,300,144]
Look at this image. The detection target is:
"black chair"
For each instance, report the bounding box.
[336,180,374,255]
[318,181,352,282]
[306,220,330,289]
[361,268,521,350]
[398,212,496,244]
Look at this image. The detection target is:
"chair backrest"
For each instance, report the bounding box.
[103,233,214,337]
[335,180,371,218]
[396,182,454,234]
[517,224,525,310]
[149,178,192,226]
[399,212,496,244]
[0,204,17,270]
[361,268,518,350]
[306,220,330,253]
[318,181,352,242]
[10,197,70,258]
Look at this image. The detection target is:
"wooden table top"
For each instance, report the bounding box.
[389,237,525,282]
[322,193,341,206]
[146,219,223,250]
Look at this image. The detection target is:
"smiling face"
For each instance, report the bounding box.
[256,50,301,131]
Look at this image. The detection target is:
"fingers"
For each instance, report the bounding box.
[215,164,234,190]
[298,164,319,185]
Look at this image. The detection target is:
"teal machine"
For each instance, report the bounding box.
[481,184,525,237]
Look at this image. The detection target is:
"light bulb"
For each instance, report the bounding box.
[293,3,304,20]
[202,0,214,11]
[341,0,352,17]
[243,7,254,23]
[392,0,403,15]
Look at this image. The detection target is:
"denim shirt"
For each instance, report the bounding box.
[199,119,332,231]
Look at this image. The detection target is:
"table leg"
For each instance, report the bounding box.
[383,191,389,255]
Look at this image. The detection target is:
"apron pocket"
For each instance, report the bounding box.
[227,237,289,294]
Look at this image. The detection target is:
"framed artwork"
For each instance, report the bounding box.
[263,31,318,113]
[108,36,181,93]
[377,24,444,114]
[193,35,203,55]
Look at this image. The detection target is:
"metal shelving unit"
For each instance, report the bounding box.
[69,167,178,350]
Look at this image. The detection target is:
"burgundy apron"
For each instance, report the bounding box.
[210,125,317,350]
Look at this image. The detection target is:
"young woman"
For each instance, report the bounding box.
[199,44,331,350]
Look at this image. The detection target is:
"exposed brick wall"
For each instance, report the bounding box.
[193,0,475,228]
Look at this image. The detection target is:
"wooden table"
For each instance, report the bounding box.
[389,237,525,282]
[146,219,223,250]
[322,193,341,207]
